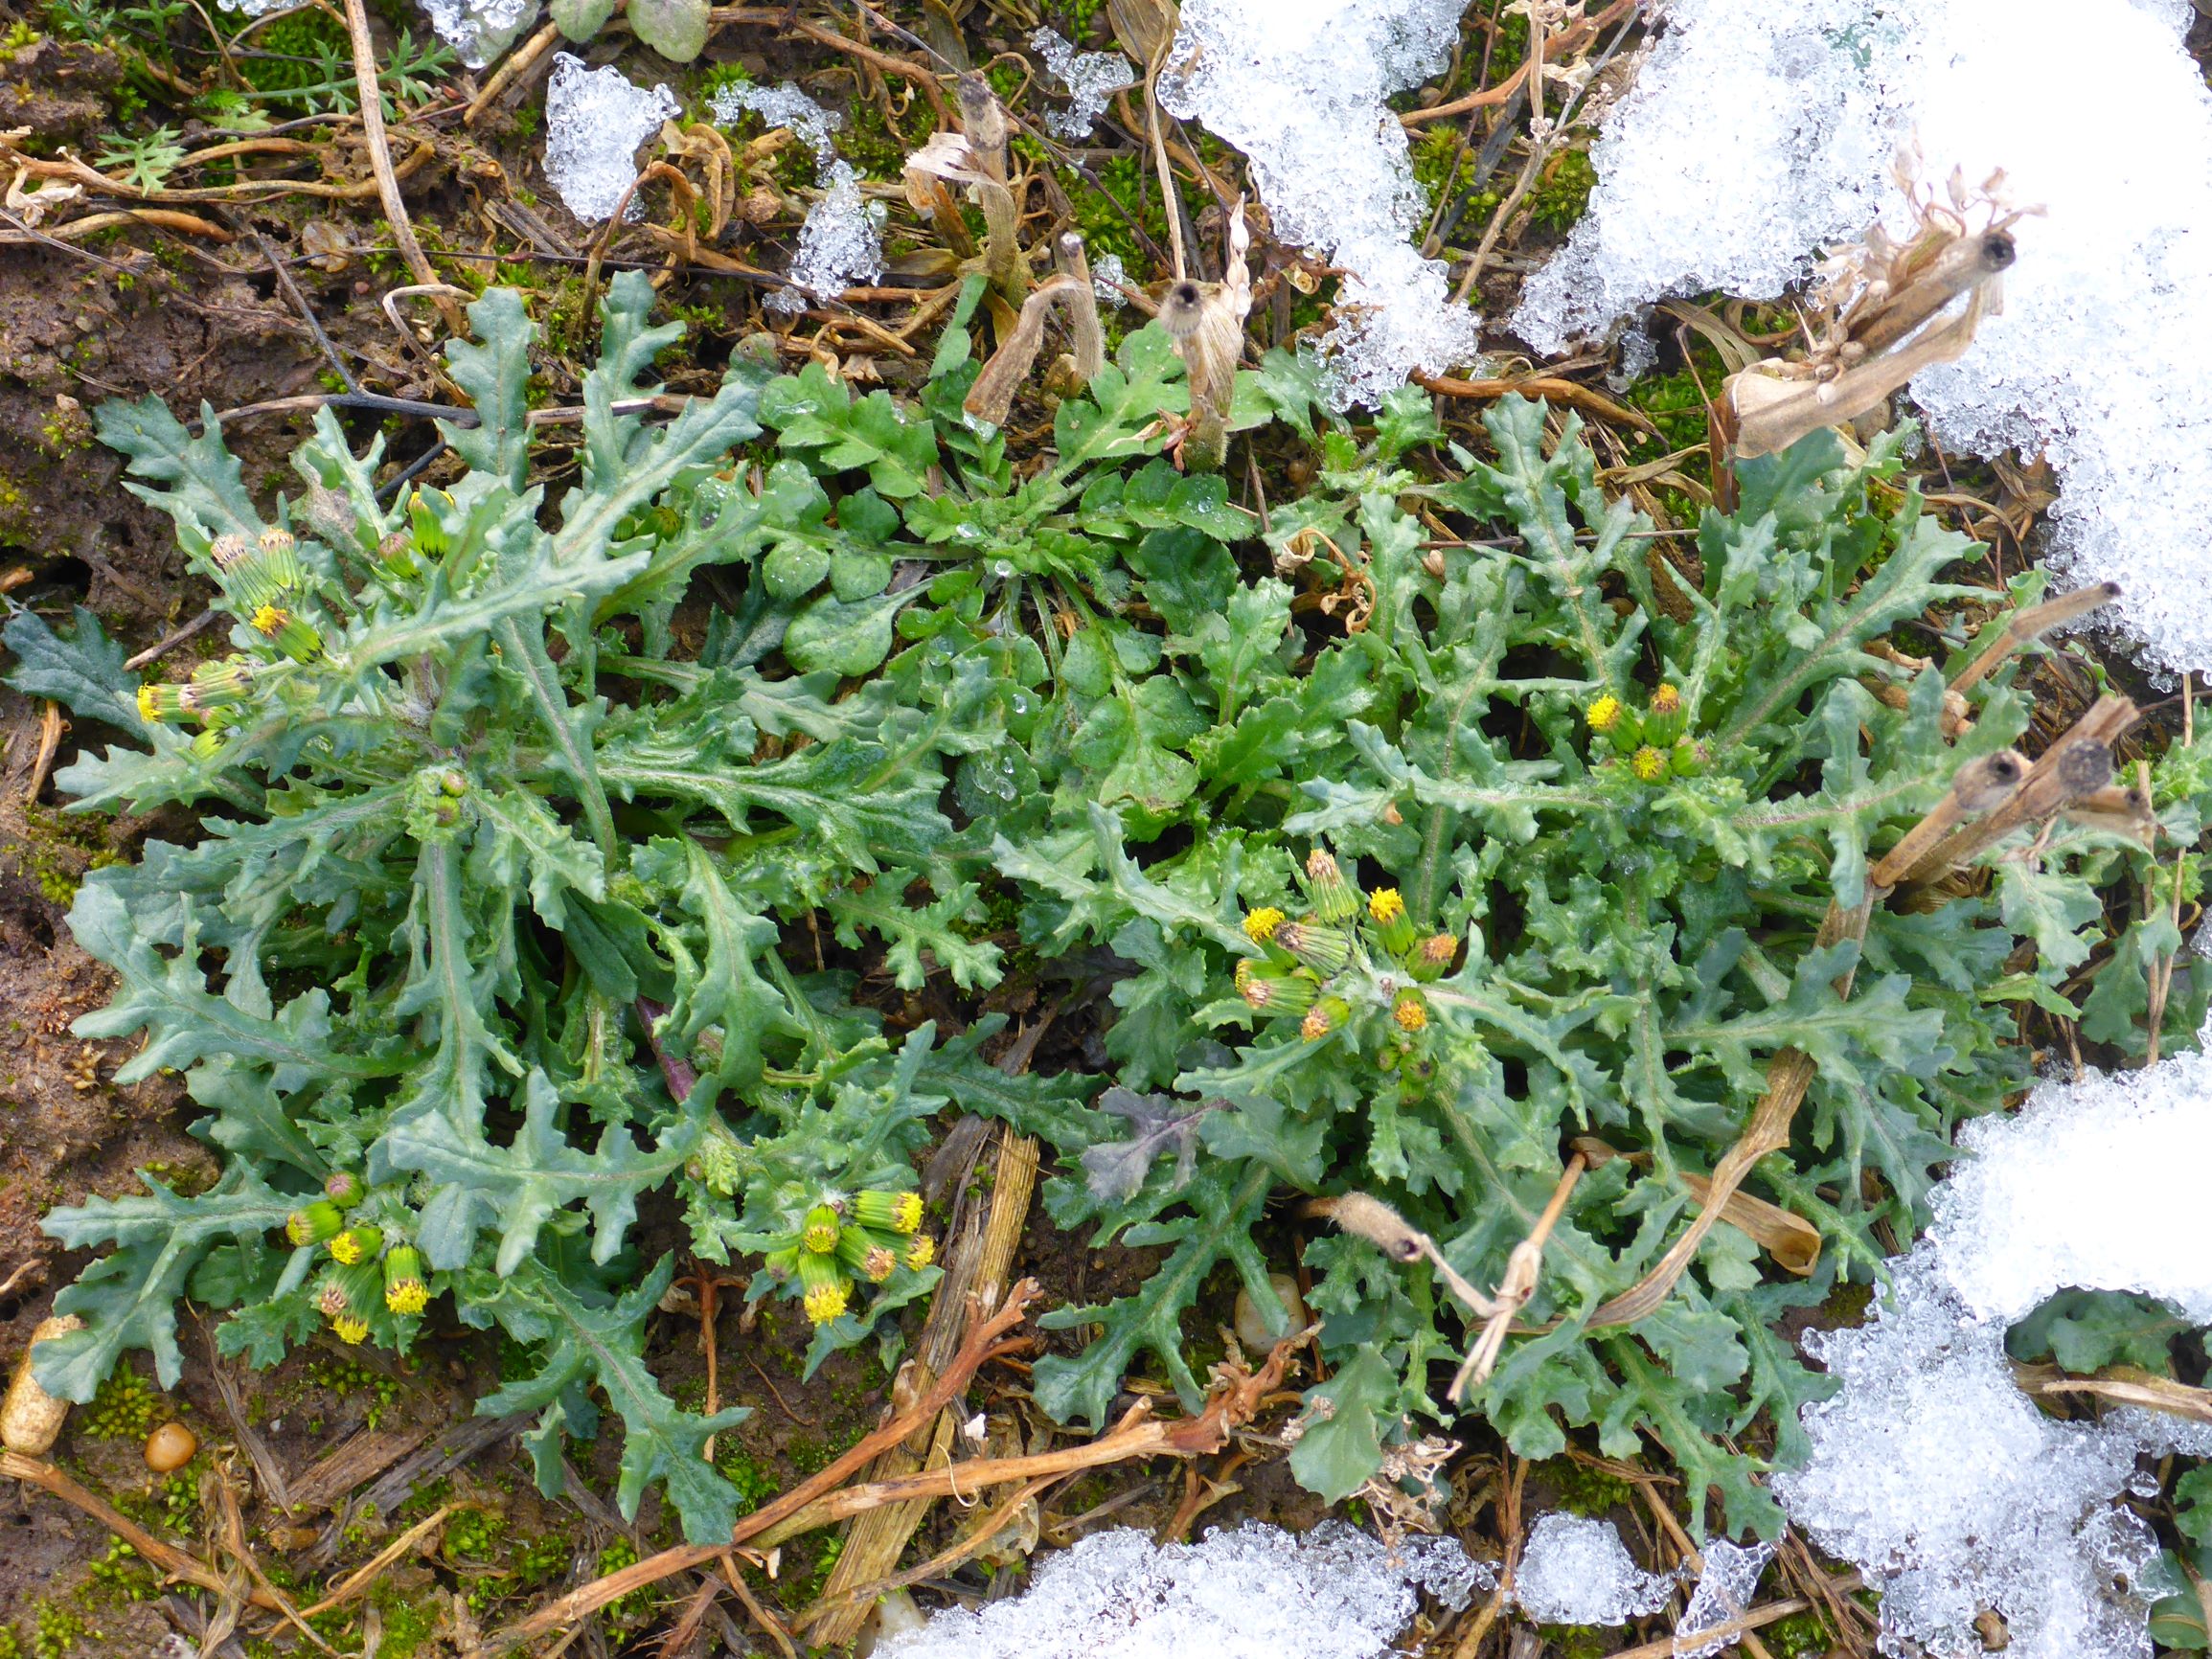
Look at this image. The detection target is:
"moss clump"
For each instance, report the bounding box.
[12,802,122,907]
[713,1442,780,1515]
[1529,148,1597,235]
[370,1582,438,1659]
[1532,1455,1636,1518]
[80,1367,157,1441]
[1765,1610,1834,1658]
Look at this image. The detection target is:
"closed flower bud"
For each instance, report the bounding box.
[1274,920,1351,975]
[376,531,417,577]
[286,1200,346,1247]
[1393,991,1428,1033]
[797,1252,849,1326]
[1648,683,1682,716]
[904,1234,936,1271]
[838,1229,900,1284]
[137,683,192,724]
[257,525,302,583]
[1239,965,1317,1018]
[1301,996,1349,1041]
[1669,739,1708,779]
[1411,932,1458,982]
[855,1190,924,1235]
[1243,906,1286,944]
[325,1170,366,1209]
[187,658,254,712]
[1367,887,1418,956]
[1630,744,1670,784]
[802,1204,842,1255]
[1646,682,1687,743]
[210,532,254,573]
[315,1278,351,1320]
[328,1225,382,1266]
[249,603,322,663]
[1302,849,1359,923]
[383,1247,428,1316]
[189,728,229,761]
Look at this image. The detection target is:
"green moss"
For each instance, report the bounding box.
[1538,1625,1609,1659]
[1528,148,1596,235]
[444,1506,506,1560]
[80,1367,158,1441]
[12,801,123,907]
[84,1537,158,1604]
[712,1442,780,1515]
[370,1582,438,1659]
[1764,1610,1834,1659]
[29,1602,78,1659]
[1531,1454,1636,1518]
[594,1538,658,1626]
[0,1623,20,1659]
[304,1353,401,1428]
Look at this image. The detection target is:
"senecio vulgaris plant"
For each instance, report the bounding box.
[10,266,2212,1544]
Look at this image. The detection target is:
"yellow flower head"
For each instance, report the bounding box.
[251,603,288,637]
[328,1228,368,1265]
[905,1234,936,1271]
[1368,888,1405,925]
[804,1280,850,1326]
[890,1192,923,1234]
[1650,683,1682,716]
[1420,934,1457,967]
[1630,744,1669,784]
[1243,906,1286,943]
[802,1203,842,1254]
[331,1315,369,1346]
[385,1278,428,1317]
[1300,1008,1331,1040]
[1394,995,1428,1033]
[1585,693,1624,733]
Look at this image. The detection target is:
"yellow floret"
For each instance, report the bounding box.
[1585,693,1624,732]
[1630,745,1669,783]
[1368,888,1405,924]
[804,1281,850,1326]
[1243,907,1285,943]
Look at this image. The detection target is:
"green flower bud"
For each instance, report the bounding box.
[855,1190,924,1235]
[798,1253,850,1325]
[328,1225,382,1266]
[1409,932,1458,983]
[1630,744,1670,784]
[137,683,192,724]
[1274,920,1352,975]
[1301,849,1360,924]
[286,1200,346,1247]
[1366,887,1419,957]
[1645,683,1687,745]
[185,658,254,713]
[383,1247,428,1316]
[1238,964,1318,1018]
[325,1170,367,1209]
[1669,738,1708,779]
[249,603,322,664]
[1300,995,1351,1041]
[802,1204,842,1254]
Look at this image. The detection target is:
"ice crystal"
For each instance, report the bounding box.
[1157,0,1480,408]
[711,80,841,168]
[419,0,537,68]
[542,55,679,224]
[877,1521,1481,1659]
[1030,27,1137,139]
[1512,1513,1673,1626]
[1674,1538,1775,1658]
[1775,1039,2212,1659]
[1514,0,2212,672]
[1092,252,1129,307]
[765,162,884,314]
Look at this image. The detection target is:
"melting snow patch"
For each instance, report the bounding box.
[1774,1042,2212,1659]
[1515,0,2212,673]
[1512,1513,1673,1626]
[542,55,679,224]
[1030,28,1137,139]
[711,80,841,168]
[876,1521,1483,1659]
[1092,252,1129,307]
[419,0,537,69]
[1158,0,1481,408]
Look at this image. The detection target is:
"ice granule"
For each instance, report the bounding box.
[1513,0,2212,674]
[1674,1538,1774,1659]
[876,1521,1485,1659]
[1030,28,1137,140]
[542,55,679,224]
[418,0,537,68]
[1774,1037,2212,1659]
[711,80,841,169]
[1157,0,1481,408]
[764,161,884,314]
[1092,252,1129,307]
[1511,1513,1673,1626]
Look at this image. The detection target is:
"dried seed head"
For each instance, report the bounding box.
[1159,280,1208,339]
[1307,1193,1425,1262]
[1950,748,2027,814]
[210,533,254,571]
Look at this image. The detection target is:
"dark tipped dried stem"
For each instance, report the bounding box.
[1847,228,2017,355]
[962,264,1104,424]
[957,77,1025,300]
[1950,580,2123,693]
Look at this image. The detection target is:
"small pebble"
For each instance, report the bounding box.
[1234,1273,1310,1352]
[144,1421,197,1473]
